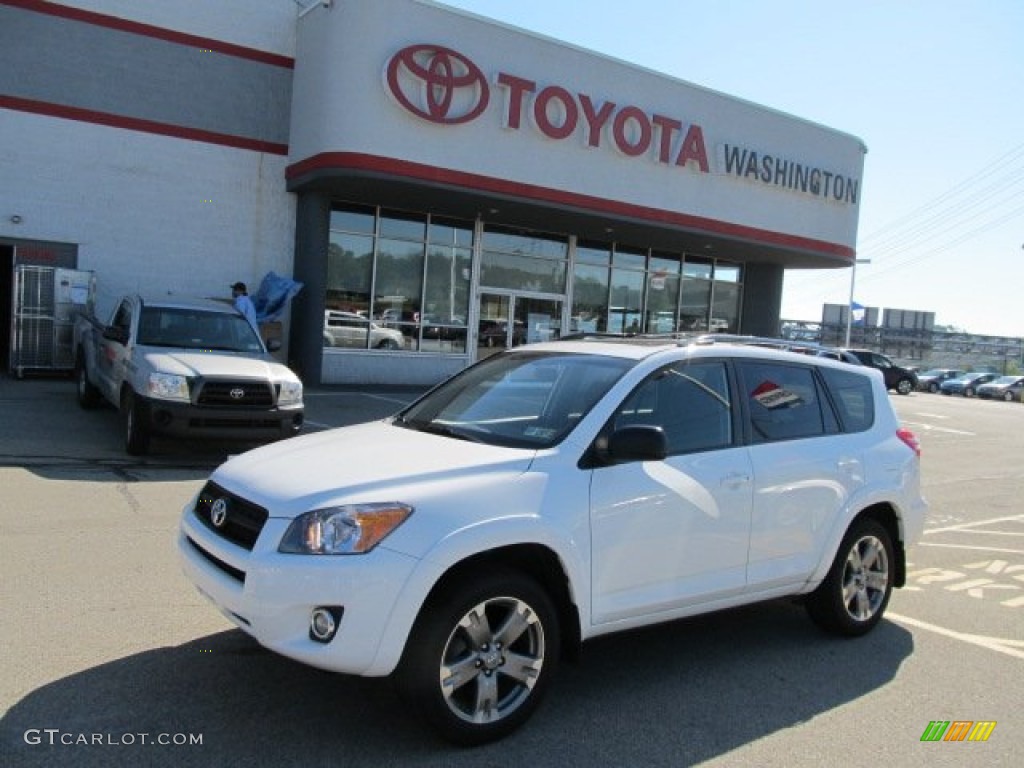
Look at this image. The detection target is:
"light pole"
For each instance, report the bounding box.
[844,258,871,347]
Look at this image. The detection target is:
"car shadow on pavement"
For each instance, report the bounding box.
[1,599,913,768]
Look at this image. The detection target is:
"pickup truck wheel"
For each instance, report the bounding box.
[896,378,914,395]
[123,391,151,456]
[397,569,559,745]
[75,358,101,409]
[806,518,894,637]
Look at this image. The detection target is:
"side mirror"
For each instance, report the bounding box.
[606,425,667,463]
[102,325,129,344]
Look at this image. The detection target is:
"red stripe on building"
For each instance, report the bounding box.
[2,0,294,68]
[1,95,289,155]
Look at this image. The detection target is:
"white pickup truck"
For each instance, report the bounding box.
[74,294,304,455]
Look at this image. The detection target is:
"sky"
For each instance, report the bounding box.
[438,0,1024,337]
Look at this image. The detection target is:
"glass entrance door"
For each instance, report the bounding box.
[477,293,562,359]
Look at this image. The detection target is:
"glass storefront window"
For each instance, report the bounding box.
[481,250,566,294]
[326,231,373,317]
[330,205,375,234]
[711,280,742,334]
[608,268,644,334]
[680,272,712,331]
[379,209,426,241]
[576,241,611,265]
[481,227,568,259]
[684,258,713,280]
[373,237,424,349]
[714,262,741,283]
[646,254,681,333]
[422,245,471,353]
[572,262,609,333]
[613,246,647,270]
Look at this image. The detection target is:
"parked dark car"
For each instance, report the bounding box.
[916,368,963,393]
[841,349,918,395]
[940,372,999,397]
[976,375,1024,402]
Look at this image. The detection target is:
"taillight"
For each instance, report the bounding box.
[897,427,921,457]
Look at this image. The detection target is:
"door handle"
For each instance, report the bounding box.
[721,472,751,489]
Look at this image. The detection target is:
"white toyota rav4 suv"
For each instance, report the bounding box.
[178,337,927,744]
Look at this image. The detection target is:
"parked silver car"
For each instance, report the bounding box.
[976,375,1024,402]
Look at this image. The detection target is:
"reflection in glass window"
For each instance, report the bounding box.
[740,362,826,443]
[612,246,647,270]
[572,262,609,334]
[326,231,373,317]
[614,361,732,454]
[680,271,711,331]
[328,203,473,353]
[576,241,611,265]
[379,209,426,241]
[646,253,681,333]
[330,205,375,234]
[481,250,566,293]
[481,226,568,259]
[608,268,644,334]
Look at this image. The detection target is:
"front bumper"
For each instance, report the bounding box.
[140,395,303,440]
[178,503,418,676]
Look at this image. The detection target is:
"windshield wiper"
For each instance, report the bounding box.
[406,421,483,443]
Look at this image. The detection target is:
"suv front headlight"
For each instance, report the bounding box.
[278,379,303,405]
[148,372,190,402]
[278,503,413,555]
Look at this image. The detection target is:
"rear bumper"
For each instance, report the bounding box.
[139,396,304,440]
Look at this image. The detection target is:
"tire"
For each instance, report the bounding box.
[928,383,939,393]
[376,338,400,350]
[964,387,975,398]
[806,517,894,636]
[896,378,914,395]
[75,357,101,409]
[396,568,560,746]
[122,390,151,456]
[1004,392,1014,402]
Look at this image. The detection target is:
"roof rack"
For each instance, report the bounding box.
[555,331,862,363]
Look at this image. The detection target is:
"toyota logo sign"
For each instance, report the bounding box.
[230,388,246,400]
[386,44,489,125]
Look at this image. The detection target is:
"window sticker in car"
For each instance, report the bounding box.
[751,380,803,409]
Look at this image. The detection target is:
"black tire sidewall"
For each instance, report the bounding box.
[397,568,560,746]
[807,517,894,636]
[123,391,150,455]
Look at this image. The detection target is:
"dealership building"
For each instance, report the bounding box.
[1,0,866,385]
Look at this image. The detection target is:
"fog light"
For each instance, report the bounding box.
[309,606,343,643]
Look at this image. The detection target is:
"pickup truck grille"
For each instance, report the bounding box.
[193,481,269,551]
[197,380,274,407]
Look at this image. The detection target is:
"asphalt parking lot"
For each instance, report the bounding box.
[0,375,1021,767]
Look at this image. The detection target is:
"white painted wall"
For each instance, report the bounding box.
[0,110,296,322]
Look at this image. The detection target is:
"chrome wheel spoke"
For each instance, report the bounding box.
[493,601,534,648]
[472,671,500,723]
[442,655,482,694]
[499,650,542,687]
[459,604,493,648]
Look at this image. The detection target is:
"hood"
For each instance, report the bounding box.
[140,348,297,381]
[210,420,536,518]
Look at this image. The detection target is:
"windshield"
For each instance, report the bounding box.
[396,351,632,449]
[991,376,1020,385]
[137,307,264,352]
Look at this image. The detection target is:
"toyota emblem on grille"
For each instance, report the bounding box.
[210,498,229,528]
[230,387,246,400]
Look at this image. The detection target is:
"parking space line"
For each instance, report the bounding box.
[900,420,974,435]
[887,612,1024,661]
[925,514,1024,535]
[918,543,1024,555]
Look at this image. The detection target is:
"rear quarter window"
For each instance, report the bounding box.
[739,361,830,443]
[820,367,875,433]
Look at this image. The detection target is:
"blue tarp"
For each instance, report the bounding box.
[253,271,303,323]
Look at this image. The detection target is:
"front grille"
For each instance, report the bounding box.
[193,481,269,550]
[197,380,274,407]
[187,536,246,583]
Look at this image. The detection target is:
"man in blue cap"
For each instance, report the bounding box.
[231,281,258,329]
